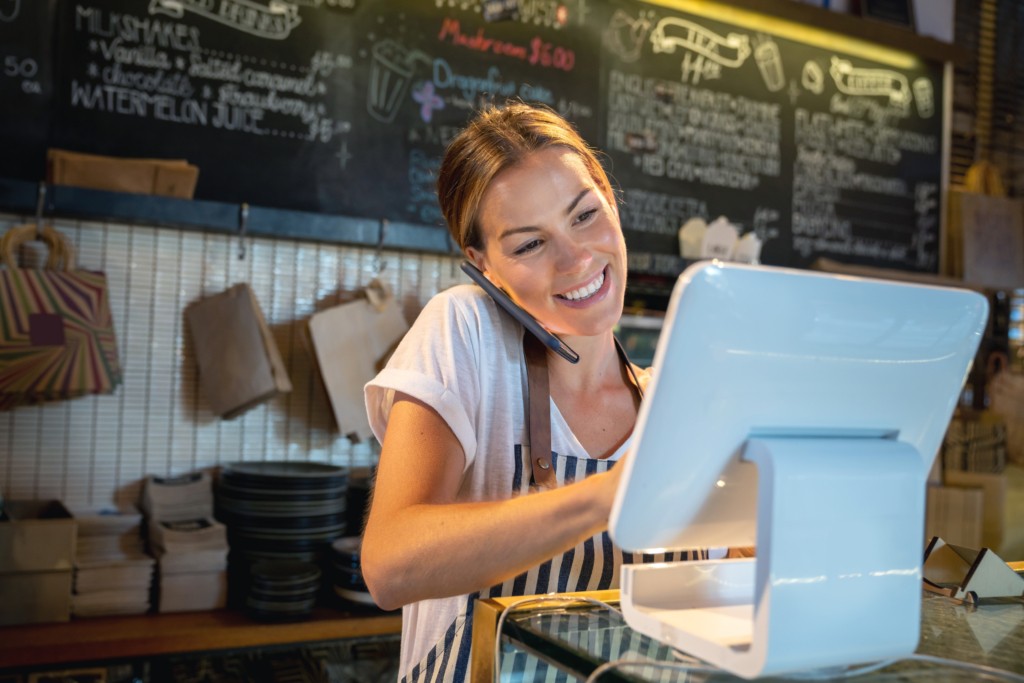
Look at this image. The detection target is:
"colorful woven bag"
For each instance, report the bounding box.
[0,224,122,409]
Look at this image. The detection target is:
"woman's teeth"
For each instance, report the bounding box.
[559,270,605,301]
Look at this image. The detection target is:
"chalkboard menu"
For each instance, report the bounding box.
[597,1,943,278]
[0,0,945,278]
[0,0,55,181]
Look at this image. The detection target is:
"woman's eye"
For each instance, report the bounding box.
[575,209,598,225]
[514,239,542,256]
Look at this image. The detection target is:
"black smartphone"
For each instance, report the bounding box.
[460,261,579,364]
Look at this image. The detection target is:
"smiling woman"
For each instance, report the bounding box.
[360,103,713,683]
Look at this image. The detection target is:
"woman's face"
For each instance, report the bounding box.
[467,147,627,339]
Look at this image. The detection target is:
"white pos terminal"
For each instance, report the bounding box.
[610,261,988,679]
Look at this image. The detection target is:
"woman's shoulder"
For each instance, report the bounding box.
[429,283,491,310]
[390,283,522,384]
[420,283,509,331]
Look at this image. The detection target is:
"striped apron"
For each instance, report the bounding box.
[399,446,706,683]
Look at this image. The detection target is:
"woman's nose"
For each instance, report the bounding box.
[552,233,593,274]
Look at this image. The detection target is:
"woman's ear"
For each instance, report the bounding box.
[465,247,489,280]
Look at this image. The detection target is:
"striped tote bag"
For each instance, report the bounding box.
[0,224,122,409]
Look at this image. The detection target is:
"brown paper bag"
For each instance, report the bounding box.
[308,284,408,441]
[48,148,199,199]
[186,284,291,419]
[989,370,1024,467]
[946,190,1024,289]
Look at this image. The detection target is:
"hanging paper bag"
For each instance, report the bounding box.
[0,224,122,409]
[185,283,292,420]
[308,280,408,441]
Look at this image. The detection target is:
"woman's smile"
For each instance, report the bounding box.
[555,265,610,306]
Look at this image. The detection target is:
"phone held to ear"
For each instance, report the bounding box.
[460,261,579,364]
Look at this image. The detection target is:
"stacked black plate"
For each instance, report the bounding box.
[216,461,348,606]
[246,560,321,620]
[331,536,376,606]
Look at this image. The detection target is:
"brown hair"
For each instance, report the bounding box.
[436,103,614,251]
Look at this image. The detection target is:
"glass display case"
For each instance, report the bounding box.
[484,591,1024,682]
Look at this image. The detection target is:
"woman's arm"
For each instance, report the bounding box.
[360,393,621,611]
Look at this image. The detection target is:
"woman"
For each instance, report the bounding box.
[362,103,709,683]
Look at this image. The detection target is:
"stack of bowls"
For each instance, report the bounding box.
[247,560,321,620]
[331,536,376,606]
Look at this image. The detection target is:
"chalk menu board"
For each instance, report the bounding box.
[0,0,56,181]
[598,1,943,276]
[5,0,944,277]
[51,0,360,215]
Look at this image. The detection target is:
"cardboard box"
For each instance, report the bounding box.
[0,500,77,625]
[944,470,1007,552]
[925,484,983,549]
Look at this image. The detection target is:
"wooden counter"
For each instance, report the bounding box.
[0,607,402,670]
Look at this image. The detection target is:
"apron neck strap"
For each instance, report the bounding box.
[523,333,643,489]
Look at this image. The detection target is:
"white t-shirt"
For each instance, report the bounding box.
[365,285,704,683]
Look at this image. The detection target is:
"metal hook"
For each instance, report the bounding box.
[237,202,249,261]
[35,182,47,240]
[373,219,388,274]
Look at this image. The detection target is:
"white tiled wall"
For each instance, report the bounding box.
[0,213,462,510]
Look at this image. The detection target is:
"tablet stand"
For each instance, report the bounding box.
[620,435,927,679]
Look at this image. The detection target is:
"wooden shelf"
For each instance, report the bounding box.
[660,0,969,65]
[0,178,454,257]
[0,607,401,670]
[761,0,968,64]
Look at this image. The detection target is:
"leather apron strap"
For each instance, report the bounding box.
[523,333,644,490]
[524,332,557,489]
